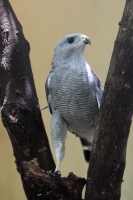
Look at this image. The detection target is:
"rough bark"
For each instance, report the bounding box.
[0,0,55,196]
[0,0,55,170]
[0,0,86,199]
[85,0,133,199]
[22,160,86,200]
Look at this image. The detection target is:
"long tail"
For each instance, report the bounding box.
[80,138,91,162]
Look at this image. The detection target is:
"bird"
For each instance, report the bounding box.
[45,33,103,171]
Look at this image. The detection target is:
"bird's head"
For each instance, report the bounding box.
[53,33,91,62]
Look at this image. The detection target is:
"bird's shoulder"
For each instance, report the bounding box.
[94,74,103,90]
[93,74,103,109]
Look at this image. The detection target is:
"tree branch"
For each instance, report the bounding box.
[85,0,133,199]
[22,160,86,200]
[0,0,56,197]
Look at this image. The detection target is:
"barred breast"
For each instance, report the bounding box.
[49,62,99,140]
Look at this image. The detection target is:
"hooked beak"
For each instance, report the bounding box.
[81,35,91,45]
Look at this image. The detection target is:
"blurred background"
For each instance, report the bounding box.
[1,0,132,199]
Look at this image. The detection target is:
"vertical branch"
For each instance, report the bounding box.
[85,0,133,199]
[0,0,55,198]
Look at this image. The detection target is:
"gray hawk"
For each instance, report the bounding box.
[45,33,103,171]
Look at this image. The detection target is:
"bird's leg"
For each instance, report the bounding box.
[50,110,67,172]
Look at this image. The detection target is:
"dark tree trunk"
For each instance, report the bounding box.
[0,0,86,199]
[0,0,56,198]
[85,0,133,199]
[0,0,55,171]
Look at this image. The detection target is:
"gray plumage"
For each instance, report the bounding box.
[45,33,103,171]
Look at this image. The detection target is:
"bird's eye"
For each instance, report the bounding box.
[68,37,74,44]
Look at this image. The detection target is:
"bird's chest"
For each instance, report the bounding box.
[50,65,90,102]
[50,66,97,126]
[50,64,92,95]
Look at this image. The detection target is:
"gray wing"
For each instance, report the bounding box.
[80,74,103,162]
[45,76,52,114]
[95,74,103,109]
